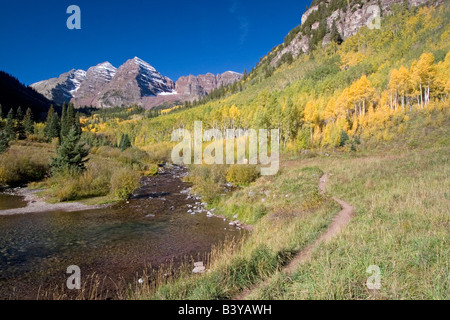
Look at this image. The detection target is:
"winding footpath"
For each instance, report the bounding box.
[235,173,355,300]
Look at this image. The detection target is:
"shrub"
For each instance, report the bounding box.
[110,167,141,199]
[226,165,260,186]
[144,142,173,163]
[143,163,159,176]
[186,164,228,202]
[95,146,122,159]
[46,164,113,202]
[0,147,50,186]
[52,174,80,202]
[118,147,150,167]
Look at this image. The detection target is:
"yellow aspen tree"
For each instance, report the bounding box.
[410,53,436,108]
[389,68,400,111]
[229,104,241,128]
[335,88,352,119]
[349,75,375,117]
[304,100,321,144]
[434,52,450,101]
[336,115,349,134]
[349,113,359,136]
[221,106,230,130]
[324,97,337,122]
[398,66,411,111]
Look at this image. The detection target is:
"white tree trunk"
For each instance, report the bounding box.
[420,83,423,108]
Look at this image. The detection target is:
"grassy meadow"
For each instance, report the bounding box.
[131,107,449,300]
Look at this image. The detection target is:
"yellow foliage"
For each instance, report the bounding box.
[321,121,341,147]
[340,51,365,70]
[304,100,321,126]
[229,104,241,119]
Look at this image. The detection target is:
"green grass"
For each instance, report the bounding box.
[0,141,152,203]
[131,108,449,300]
[132,166,341,300]
[247,121,449,300]
[216,166,326,224]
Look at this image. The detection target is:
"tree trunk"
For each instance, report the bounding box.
[420,83,423,108]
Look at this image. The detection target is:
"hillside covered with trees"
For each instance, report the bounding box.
[0,0,447,301]
[80,2,448,155]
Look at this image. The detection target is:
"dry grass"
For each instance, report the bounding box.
[0,141,53,187]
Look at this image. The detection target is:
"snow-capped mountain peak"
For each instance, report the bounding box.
[132,57,160,76]
[31,57,242,108]
[69,69,87,94]
[87,62,117,81]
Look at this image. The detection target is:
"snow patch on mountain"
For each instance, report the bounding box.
[158,90,178,96]
[69,69,87,94]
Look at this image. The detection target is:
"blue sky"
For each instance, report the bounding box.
[0,0,310,85]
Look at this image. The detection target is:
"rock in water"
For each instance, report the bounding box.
[193,261,206,274]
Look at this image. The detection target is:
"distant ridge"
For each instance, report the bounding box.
[31,57,242,109]
[0,71,54,120]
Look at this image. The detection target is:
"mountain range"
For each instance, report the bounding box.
[31,57,242,109]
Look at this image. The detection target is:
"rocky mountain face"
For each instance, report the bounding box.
[71,62,117,108]
[92,57,176,108]
[141,71,242,109]
[270,0,434,66]
[175,71,243,97]
[31,57,242,109]
[31,69,86,106]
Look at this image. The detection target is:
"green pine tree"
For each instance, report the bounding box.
[60,103,68,139]
[45,105,60,140]
[0,129,10,154]
[50,127,89,175]
[0,105,3,130]
[23,108,35,135]
[16,106,24,121]
[74,112,82,138]
[119,133,132,151]
[4,109,16,140]
[339,130,350,147]
[15,106,26,140]
[330,21,343,45]
[61,103,76,140]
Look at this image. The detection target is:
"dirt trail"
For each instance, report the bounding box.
[235,173,355,300]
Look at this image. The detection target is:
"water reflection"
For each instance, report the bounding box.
[0,167,244,299]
